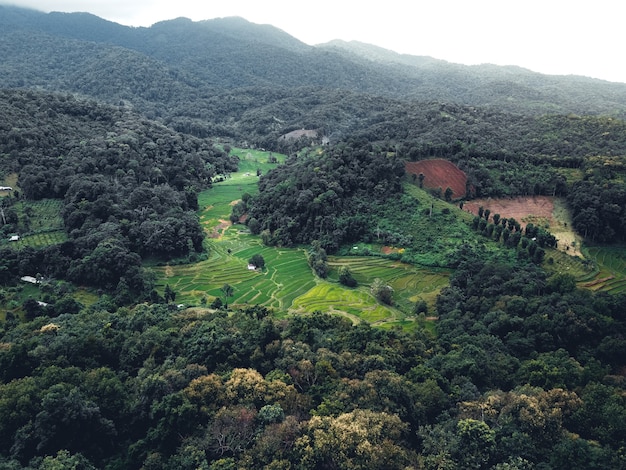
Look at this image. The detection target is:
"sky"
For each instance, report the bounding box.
[5,0,626,84]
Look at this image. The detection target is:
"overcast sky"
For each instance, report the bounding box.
[6,0,626,83]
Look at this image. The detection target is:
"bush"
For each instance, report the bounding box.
[338,266,357,287]
[249,254,265,269]
[371,278,393,305]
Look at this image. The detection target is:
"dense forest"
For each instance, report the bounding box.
[0,258,625,469]
[1,5,626,469]
[0,89,237,299]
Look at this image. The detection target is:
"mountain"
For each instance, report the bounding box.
[2,4,626,125]
[319,39,626,115]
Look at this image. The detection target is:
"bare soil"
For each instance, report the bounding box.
[405,159,467,199]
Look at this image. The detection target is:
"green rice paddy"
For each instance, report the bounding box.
[152,148,451,328]
[580,246,626,293]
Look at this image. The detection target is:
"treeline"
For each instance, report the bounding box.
[1,250,625,468]
[469,208,557,264]
[4,7,626,159]
[0,89,237,294]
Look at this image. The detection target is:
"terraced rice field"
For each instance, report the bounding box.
[328,256,449,311]
[152,148,450,328]
[581,246,626,293]
[291,283,398,324]
[9,199,67,249]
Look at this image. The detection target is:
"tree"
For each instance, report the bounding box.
[23,298,44,320]
[338,266,357,287]
[371,278,393,305]
[308,241,328,278]
[299,410,411,469]
[247,217,261,235]
[164,284,176,303]
[38,450,97,470]
[14,385,116,464]
[209,406,258,457]
[221,284,234,307]
[414,299,428,315]
[455,419,496,469]
[248,254,265,269]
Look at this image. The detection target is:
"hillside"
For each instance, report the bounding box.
[2,6,626,470]
[0,89,236,297]
[2,4,626,126]
[321,39,626,115]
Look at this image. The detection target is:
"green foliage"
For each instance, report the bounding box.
[248,253,265,269]
[3,8,626,470]
[0,269,625,468]
[249,143,405,252]
[307,240,328,278]
[371,278,393,305]
[338,266,357,287]
[0,90,239,298]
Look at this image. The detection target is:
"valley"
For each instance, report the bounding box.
[1,6,626,469]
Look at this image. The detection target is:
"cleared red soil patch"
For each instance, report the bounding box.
[405,159,467,199]
[463,196,555,227]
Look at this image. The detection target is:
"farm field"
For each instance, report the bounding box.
[14,230,68,248]
[405,159,467,199]
[580,246,626,294]
[153,148,450,327]
[2,198,67,249]
[462,195,626,293]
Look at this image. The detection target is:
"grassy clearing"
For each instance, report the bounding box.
[199,148,284,232]
[550,198,584,258]
[0,281,97,320]
[327,256,449,314]
[152,149,449,329]
[15,231,68,248]
[3,198,67,249]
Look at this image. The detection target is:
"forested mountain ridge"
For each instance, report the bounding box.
[2,4,626,129]
[319,39,626,115]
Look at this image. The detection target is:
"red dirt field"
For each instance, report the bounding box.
[405,159,467,199]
